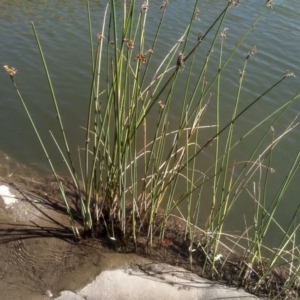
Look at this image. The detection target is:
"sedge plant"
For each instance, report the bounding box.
[4,0,300,297]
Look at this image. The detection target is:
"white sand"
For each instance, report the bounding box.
[0,185,18,207]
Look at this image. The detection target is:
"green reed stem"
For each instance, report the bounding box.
[9,77,79,238]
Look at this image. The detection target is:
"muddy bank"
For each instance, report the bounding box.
[0,159,149,299]
[0,152,294,299]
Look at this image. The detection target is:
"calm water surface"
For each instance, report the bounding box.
[0,0,300,250]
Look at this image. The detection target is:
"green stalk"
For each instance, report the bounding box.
[31,23,78,184]
[9,76,79,238]
[208,30,225,235]
[207,90,300,227]
[31,22,84,219]
[211,59,247,247]
[86,0,94,69]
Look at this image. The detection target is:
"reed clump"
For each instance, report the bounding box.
[4,0,300,298]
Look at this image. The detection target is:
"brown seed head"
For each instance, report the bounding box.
[246,46,257,60]
[197,32,203,42]
[135,52,147,64]
[177,52,185,68]
[126,40,134,49]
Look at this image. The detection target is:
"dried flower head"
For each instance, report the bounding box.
[219,28,229,39]
[135,51,148,64]
[135,49,154,63]
[197,32,203,42]
[228,0,240,7]
[238,69,245,78]
[159,0,168,10]
[158,100,165,109]
[96,33,105,41]
[246,46,257,60]
[266,0,273,9]
[177,52,185,68]
[193,8,200,21]
[141,1,149,12]
[3,65,17,78]
[284,70,296,78]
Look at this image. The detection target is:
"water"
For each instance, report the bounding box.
[0,0,300,251]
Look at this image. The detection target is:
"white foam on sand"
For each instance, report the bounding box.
[0,185,18,207]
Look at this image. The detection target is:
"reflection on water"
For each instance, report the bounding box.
[0,0,299,250]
